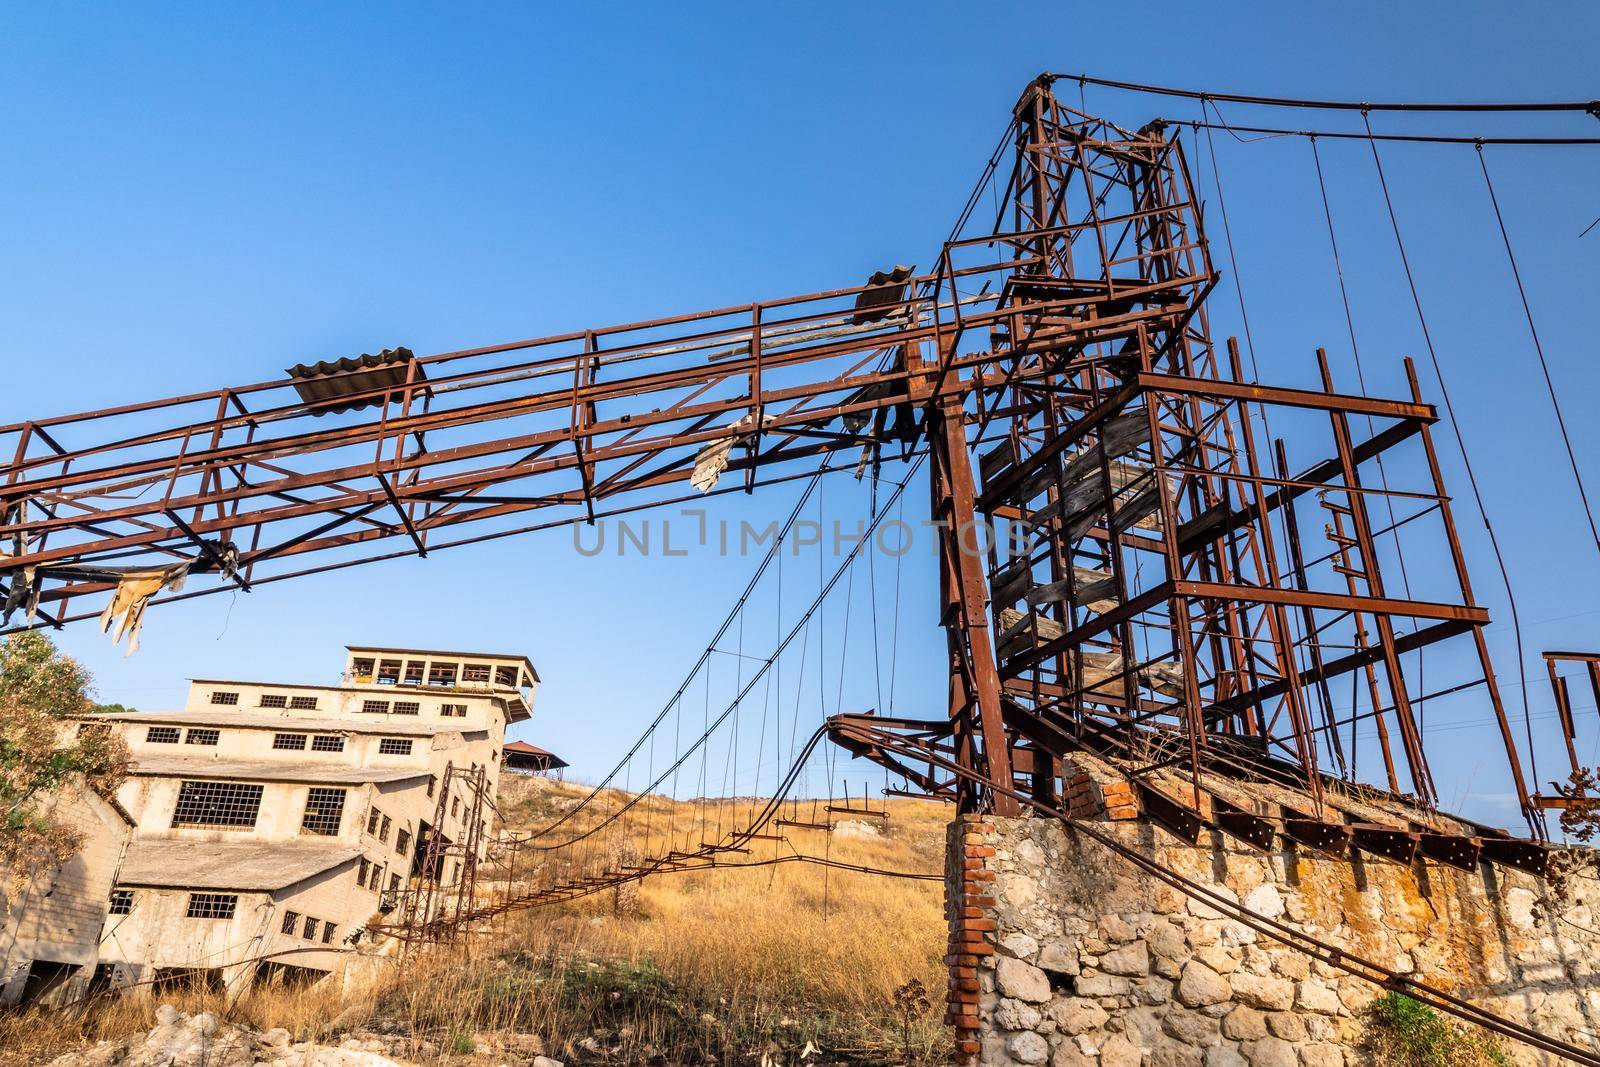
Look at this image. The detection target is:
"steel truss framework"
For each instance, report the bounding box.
[0,78,1560,857]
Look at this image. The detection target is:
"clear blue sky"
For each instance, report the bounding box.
[5,4,1599,827]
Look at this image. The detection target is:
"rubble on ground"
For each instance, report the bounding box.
[42,1005,567,1067]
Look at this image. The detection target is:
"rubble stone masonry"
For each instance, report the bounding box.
[945,775,1600,1066]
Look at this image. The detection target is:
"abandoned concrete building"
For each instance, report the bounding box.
[0,784,135,1008]
[39,644,538,995]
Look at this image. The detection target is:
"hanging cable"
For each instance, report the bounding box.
[1050,72,1600,114]
[1475,142,1600,559]
[1361,110,1539,791]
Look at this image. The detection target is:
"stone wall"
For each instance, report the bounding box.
[946,806,1600,1066]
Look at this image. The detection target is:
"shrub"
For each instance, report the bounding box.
[1365,992,1510,1067]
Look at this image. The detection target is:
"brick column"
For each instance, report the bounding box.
[945,814,996,1065]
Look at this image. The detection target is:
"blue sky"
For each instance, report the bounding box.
[4,4,1599,828]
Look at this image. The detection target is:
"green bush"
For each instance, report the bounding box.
[1365,992,1510,1067]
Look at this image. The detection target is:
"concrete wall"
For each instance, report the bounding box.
[948,812,1600,1067]
[0,787,132,1006]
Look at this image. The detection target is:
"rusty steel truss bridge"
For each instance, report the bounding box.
[7,74,1600,891]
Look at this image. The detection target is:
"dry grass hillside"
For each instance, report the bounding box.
[1,775,954,1066]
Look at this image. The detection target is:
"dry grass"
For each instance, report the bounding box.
[1,775,953,1064]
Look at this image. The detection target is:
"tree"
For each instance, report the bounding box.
[0,632,130,880]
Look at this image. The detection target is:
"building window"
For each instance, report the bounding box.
[109,889,134,915]
[427,775,436,798]
[388,873,401,893]
[380,814,391,841]
[403,662,425,685]
[351,658,375,680]
[392,701,420,716]
[463,663,491,684]
[303,916,319,941]
[377,738,413,756]
[184,728,221,746]
[396,828,413,856]
[360,700,390,714]
[495,666,518,688]
[209,691,239,706]
[359,858,370,885]
[173,781,263,828]
[258,694,287,708]
[366,808,382,836]
[281,910,300,935]
[186,893,238,919]
[311,734,344,752]
[289,695,318,710]
[272,733,308,751]
[146,727,180,744]
[321,923,336,945]
[450,796,460,819]
[427,664,457,687]
[301,788,346,836]
[377,659,402,685]
[440,703,467,718]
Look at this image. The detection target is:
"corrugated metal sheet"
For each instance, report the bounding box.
[850,265,913,324]
[285,347,422,415]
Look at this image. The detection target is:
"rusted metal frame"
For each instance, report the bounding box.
[1,317,931,502]
[744,307,765,494]
[1175,415,1432,556]
[1203,618,1474,726]
[1138,371,1435,423]
[1274,438,1348,776]
[930,381,1016,814]
[1543,652,1594,781]
[5,365,925,565]
[1400,358,1539,835]
[30,441,907,618]
[0,263,975,441]
[1227,342,1323,808]
[2,298,1145,537]
[1318,354,1433,806]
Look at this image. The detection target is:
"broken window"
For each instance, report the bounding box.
[350,658,375,681]
[311,734,344,752]
[281,910,300,935]
[360,699,390,714]
[184,728,220,746]
[289,695,318,710]
[146,726,180,744]
[388,873,401,893]
[272,733,308,751]
[173,781,263,828]
[396,828,412,855]
[378,738,413,756]
[209,691,239,706]
[321,923,336,945]
[302,916,318,941]
[380,814,392,841]
[427,775,436,798]
[463,663,491,684]
[109,889,133,915]
[495,666,518,688]
[440,703,466,718]
[450,796,460,818]
[376,659,402,685]
[427,663,457,687]
[186,893,238,919]
[403,661,425,685]
[301,788,346,836]
[358,858,370,885]
[392,701,419,715]
[259,694,287,708]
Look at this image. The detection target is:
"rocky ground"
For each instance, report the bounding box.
[44,1006,566,1067]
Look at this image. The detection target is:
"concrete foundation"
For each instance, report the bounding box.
[946,807,1600,1066]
